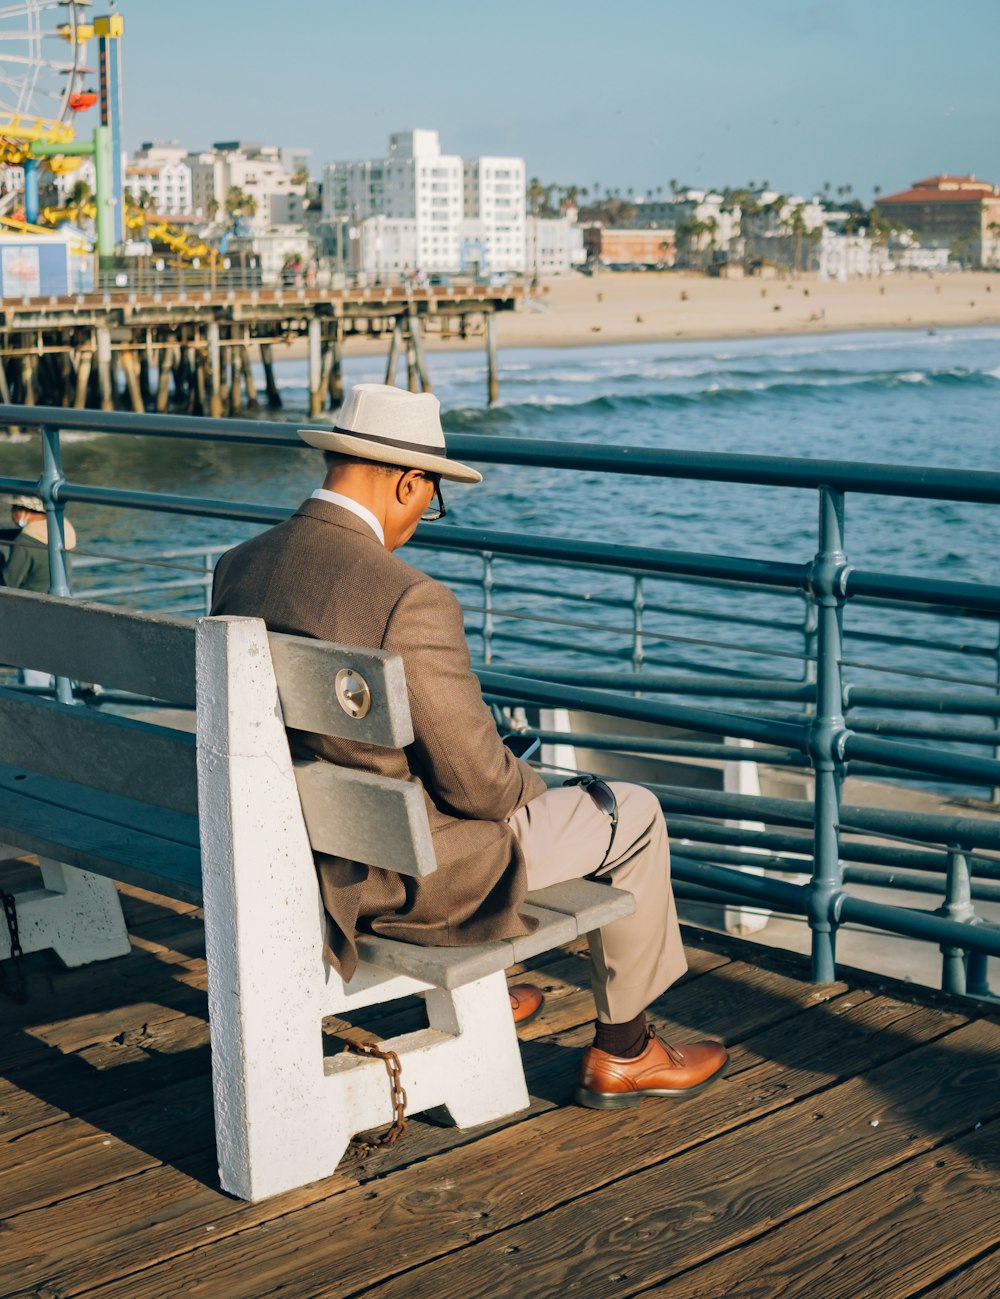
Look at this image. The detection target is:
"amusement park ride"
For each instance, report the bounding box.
[0,3,215,266]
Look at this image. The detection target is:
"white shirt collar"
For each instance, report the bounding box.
[310,488,385,545]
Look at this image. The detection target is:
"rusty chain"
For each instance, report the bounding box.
[340,1038,408,1158]
[0,889,27,1003]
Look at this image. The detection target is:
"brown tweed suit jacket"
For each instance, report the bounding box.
[211,497,547,979]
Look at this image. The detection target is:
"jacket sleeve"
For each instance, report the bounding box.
[383,578,547,821]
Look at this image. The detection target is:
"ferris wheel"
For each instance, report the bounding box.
[0,1,90,125]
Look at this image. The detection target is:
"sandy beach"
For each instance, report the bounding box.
[307,270,1000,361]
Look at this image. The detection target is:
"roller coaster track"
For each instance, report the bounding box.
[0,111,74,163]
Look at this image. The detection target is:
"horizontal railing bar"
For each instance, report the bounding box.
[668,817,1000,876]
[850,717,1000,745]
[419,525,810,589]
[10,405,1000,501]
[842,733,1000,787]
[846,569,1000,615]
[528,728,808,766]
[441,434,1000,503]
[477,665,816,701]
[671,854,1000,956]
[0,404,301,446]
[845,761,991,787]
[484,579,808,633]
[671,843,1000,901]
[845,686,1000,716]
[479,669,808,751]
[835,893,1000,956]
[840,864,1000,903]
[646,779,1000,850]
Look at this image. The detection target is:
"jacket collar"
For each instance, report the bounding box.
[294,496,386,547]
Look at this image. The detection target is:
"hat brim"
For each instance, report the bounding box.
[297,426,482,484]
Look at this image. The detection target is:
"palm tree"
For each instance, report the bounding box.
[527,177,545,217]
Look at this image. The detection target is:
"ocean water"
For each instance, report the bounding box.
[3,325,998,697]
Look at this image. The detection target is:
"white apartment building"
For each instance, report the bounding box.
[463,156,525,272]
[187,141,305,231]
[124,141,192,216]
[526,213,586,275]
[323,130,526,275]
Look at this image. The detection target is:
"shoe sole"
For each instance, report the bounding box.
[574,1057,729,1110]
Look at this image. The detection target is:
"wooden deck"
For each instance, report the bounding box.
[2,864,999,1299]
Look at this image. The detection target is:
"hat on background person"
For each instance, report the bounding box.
[297,383,482,484]
[11,495,45,513]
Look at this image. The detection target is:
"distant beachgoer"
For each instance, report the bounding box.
[1,495,76,687]
[211,384,729,1106]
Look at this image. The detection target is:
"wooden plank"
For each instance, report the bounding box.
[0,1010,211,1142]
[0,770,201,905]
[0,690,197,814]
[269,631,414,748]
[0,1074,217,1217]
[0,587,196,702]
[645,1118,1000,1298]
[293,759,435,875]
[338,1018,1000,1299]
[920,1246,1000,1297]
[73,1005,988,1299]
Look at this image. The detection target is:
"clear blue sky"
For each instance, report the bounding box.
[112,0,998,201]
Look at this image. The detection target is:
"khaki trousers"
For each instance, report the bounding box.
[508,783,687,1023]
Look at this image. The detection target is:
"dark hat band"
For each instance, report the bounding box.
[332,426,448,457]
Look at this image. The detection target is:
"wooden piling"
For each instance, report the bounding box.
[408,313,432,393]
[121,348,145,413]
[193,349,207,416]
[156,346,173,412]
[307,316,324,417]
[239,345,260,411]
[486,310,499,405]
[228,346,242,415]
[328,330,344,408]
[21,352,37,406]
[73,350,93,409]
[405,328,419,393]
[385,319,402,386]
[207,321,222,418]
[260,342,282,409]
[96,326,114,411]
[59,350,75,407]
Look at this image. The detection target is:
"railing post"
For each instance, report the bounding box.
[802,590,818,694]
[482,552,494,666]
[987,620,992,800]
[807,486,849,983]
[938,847,975,996]
[632,576,645,674]
[40,424,74,706]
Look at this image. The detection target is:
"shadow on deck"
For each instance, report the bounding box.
[1,871,998,1299]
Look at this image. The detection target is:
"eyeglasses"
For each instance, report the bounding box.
[420,476,446,522]
[564,773,619,867]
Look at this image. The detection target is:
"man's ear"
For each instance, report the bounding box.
[395,469,420,504]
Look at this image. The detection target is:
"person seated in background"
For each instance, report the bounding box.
[1,495,77,689]
[210,384,729,1105]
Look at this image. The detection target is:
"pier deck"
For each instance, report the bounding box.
[1,862,998,1298]
[0,283,520,415]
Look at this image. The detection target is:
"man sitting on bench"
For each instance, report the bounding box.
[211,384,728,1108]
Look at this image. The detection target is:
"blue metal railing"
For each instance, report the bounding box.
[1,403,998,999]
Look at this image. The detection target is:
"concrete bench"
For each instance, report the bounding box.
[0,587,634,1201]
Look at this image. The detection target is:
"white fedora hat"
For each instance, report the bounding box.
[298,383,482,484]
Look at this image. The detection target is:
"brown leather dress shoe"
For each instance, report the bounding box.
[576,1027,729,1109]
[509,983,544,1026]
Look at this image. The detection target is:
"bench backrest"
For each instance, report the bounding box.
[0,587,436,880]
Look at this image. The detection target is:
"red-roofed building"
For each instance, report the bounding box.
[878,174,1000,267]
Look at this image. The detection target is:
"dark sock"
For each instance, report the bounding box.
[594,1011,647,1059]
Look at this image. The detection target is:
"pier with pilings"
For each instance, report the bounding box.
[0,281,518,420]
